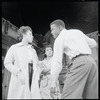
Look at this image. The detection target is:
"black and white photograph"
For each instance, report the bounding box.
[2,1,98,99]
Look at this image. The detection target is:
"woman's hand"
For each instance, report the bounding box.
[16,70,25,85]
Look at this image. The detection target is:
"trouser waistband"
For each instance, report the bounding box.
[72,54,89,61]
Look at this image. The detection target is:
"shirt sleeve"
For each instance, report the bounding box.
[83,34,97,48]
[51,36,64,82]
[35,50,39,65]
[33,48,39,69]
[4,46,21,76]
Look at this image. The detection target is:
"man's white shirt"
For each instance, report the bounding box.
[51,29,97,83]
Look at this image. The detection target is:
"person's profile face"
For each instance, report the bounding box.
[50,24,60,38]
[25,30,33,43]
[45,47,53,57]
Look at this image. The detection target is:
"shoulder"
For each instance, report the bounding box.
[31,46,36,51]
[15,42,23,46]
[9,43,18,49]
[6,43,18,53]
[30,46,37,54]
[69,29,83,34]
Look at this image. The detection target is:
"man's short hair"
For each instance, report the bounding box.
[50,19,65,28]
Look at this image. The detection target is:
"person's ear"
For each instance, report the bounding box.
[23,34,25,37]
[59,26,63,31]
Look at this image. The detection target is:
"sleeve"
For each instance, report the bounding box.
[83,34,97,48]
[51,37,64,83]
[33,49,39,69]
[34,49,39,63]
[32,48,43,74]
[4,46,21,76]
[32,49,42,81]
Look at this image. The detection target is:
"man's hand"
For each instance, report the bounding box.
[50,81,57,98]
[50,87,57,98]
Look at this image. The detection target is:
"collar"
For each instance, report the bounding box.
[16,42,33,48]
[16,42,24,47]
[60,28,67,33]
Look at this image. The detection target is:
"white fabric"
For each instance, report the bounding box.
[4,42,41,99]
[51,29,97,82]
[40,58,61,99]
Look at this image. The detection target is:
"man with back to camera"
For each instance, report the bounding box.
[50,19,98,99]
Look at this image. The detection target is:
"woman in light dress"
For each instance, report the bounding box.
[39,45,61,99]
[4,26,41,99]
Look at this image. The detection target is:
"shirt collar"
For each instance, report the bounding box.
[16,42,24,47]
[60,28,67,33]
[16,42,32,47]
[57,28,67,38]
[16,42,34,49]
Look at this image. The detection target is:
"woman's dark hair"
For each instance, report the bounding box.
[44,44,53,58]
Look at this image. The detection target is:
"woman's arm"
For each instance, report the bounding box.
[38,62,50,74]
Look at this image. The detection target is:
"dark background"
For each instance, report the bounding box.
[2,1,98,36]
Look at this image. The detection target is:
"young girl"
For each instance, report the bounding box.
[38,45,61,99]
